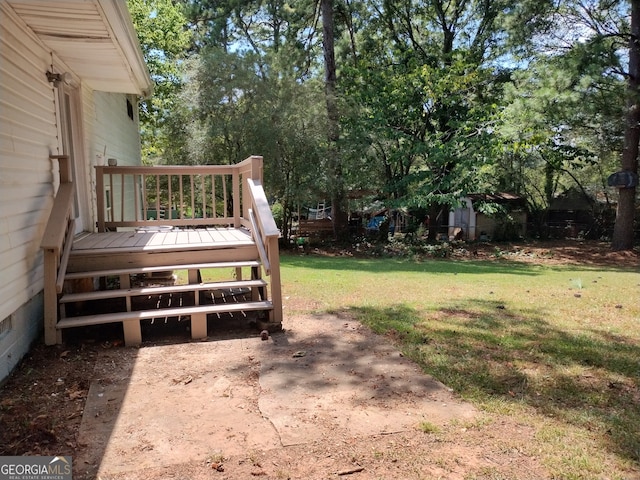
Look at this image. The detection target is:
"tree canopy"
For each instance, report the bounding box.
[129,0,638,249]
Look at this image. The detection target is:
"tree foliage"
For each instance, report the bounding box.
[131,0,638,248]
[127,0,192,162]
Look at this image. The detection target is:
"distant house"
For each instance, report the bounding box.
[0,0,152,381]
[448,193,527,241]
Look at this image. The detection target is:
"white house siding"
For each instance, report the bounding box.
[91,91,143,224]
[94,92,141,166]
[0,4,59,378]
[0,3,145,382]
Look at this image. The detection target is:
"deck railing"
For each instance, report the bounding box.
[96,165,240,231]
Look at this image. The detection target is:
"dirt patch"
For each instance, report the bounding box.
[0,240,637,479]
[461,239,640,266]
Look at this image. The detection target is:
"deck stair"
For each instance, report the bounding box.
[59,254,274,345]
[42,156,283,347]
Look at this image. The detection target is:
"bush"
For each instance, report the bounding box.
[271,202,284,230]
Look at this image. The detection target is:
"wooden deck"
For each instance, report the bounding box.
[41,156,282,346]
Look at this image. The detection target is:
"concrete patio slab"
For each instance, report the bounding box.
[75,314,476,479]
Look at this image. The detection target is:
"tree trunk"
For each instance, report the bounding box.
[612,0,640,251]
[321,0,348,238]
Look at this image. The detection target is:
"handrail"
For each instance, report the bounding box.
[41,183,75,252]
[246,178,280,238]
[244,176,282,323]
[248,208,271,274]
[41,180,75,346]
[56,219,76,294]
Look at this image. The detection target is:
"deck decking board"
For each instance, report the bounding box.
[66,228,258,274]
[120,233,142,248]
[197,229,214,243]
[209,229,227,242]
[145,232,167,247]
[176,230,190,244]
[103,234,128,248]
[71,228,253,255]
[187,230,199,243]
[228,228,251,241]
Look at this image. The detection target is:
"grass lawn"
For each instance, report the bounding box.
[277,252,640,479]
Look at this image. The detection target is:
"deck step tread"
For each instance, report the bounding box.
[65,261,261,280]
[57,301,274,329]
[60,279,268,303]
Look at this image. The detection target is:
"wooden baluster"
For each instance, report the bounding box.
[190,173,195,219]
[223,175,228,221]
[179,175,184,219]
[212,174,217,218]
[155,174,160,220]
[134,174,140,221]
[96,166,105,232]
[167,174,172,220]
[201,175,206,219]
[120,172,125,223]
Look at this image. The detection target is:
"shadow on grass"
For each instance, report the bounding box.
[345,302,640,466]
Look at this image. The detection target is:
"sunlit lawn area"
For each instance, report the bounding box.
[275,252,640,479]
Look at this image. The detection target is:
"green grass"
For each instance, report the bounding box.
[279,252,640,479]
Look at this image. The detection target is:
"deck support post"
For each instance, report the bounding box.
[267,236,283,325]
[123,319,142,346]
[119,274,130,289]
[191,313,207,340]
[251,266,262,301]
[43,248,61,345]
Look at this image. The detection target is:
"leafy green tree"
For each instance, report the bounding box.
[339,0,513,237]
[127,0,192,163]
[163,44,326,240]
[133,0,638,248]
[498,0,635,246]
[497,52,621,236]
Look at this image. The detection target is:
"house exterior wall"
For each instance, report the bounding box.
[91,91,143,224]
[83,89,143,230]
[0,5,58,368]
[0,3,145,382]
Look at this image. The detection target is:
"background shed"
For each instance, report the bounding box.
[448,193,527,241]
